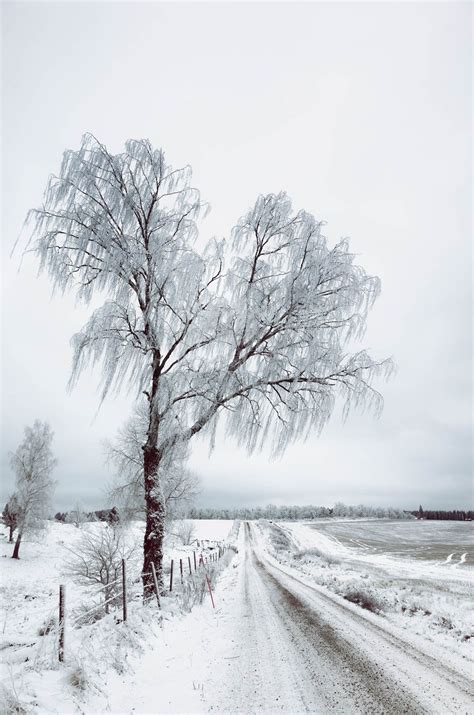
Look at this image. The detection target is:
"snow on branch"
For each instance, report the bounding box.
[27,136,393,472]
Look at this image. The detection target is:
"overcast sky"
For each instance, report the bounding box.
[1,1,472,511]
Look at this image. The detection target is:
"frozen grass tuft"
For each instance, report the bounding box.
[68,663,88,691]
[37,615,57,636]
[293,547,341,566]
[343,587,384,613]
[0,684,28,715]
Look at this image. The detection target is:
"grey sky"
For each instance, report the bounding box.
[1,1,472,511]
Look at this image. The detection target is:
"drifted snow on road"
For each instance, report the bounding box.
[104,522,473,714]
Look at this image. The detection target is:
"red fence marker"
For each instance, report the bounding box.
[205,574,215,608]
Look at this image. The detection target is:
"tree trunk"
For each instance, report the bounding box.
[142,444,166,599]
[105,584,111,615]
[12,531,22,559]
[8,525,14,543]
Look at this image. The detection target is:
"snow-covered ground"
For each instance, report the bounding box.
[2,518,472,713]
[0,519,235,713]
[262,519,473,662]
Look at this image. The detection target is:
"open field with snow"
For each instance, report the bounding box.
[306,518,472,566]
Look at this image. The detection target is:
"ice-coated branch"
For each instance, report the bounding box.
[26,136,393,586]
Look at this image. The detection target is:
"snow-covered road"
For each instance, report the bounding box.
[105,522,473,713]
[220,523,472,714]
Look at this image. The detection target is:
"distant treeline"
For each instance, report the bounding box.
[412,507,473,521]
[54,507,119,524]
[52,504,473,524]
[187,502,410,520]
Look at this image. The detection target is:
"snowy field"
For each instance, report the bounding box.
[0,519,235,713]
[306,518,472,566]
[261,519,473,664]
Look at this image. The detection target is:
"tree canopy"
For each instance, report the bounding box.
[27,135,392,588]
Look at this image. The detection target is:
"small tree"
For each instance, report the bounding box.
[3,495,20,542]
[66,502,86,528]
[10,420,57,559]
[171,519,196,545]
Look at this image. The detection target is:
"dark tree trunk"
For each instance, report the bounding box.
[142,444,166,599]
[12,531,22,559]
[8,525,14,543]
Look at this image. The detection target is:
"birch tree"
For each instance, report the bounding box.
[106,402,200,523]
[26,134,392,593]
[10,420,57,558]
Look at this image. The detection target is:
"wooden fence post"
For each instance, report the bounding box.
[122,559,127,622]
[151,562,161,608]
[179,558,183,582]
[169,560,174,592]
[188,556,192,575]
[193,551,197,570]
[58,584,65,662]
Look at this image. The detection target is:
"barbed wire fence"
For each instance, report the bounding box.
[51,540,235,663]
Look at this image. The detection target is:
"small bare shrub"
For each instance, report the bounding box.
[343,588,383,613]
[436,615,454,631]
[64,525,137,616]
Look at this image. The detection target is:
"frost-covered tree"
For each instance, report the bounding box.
[66,502,86,528]
[3,494,20,542]
[170,519,196,546]
[26,135,392,593]
[10,420,57,559]
[106,401,200,523]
